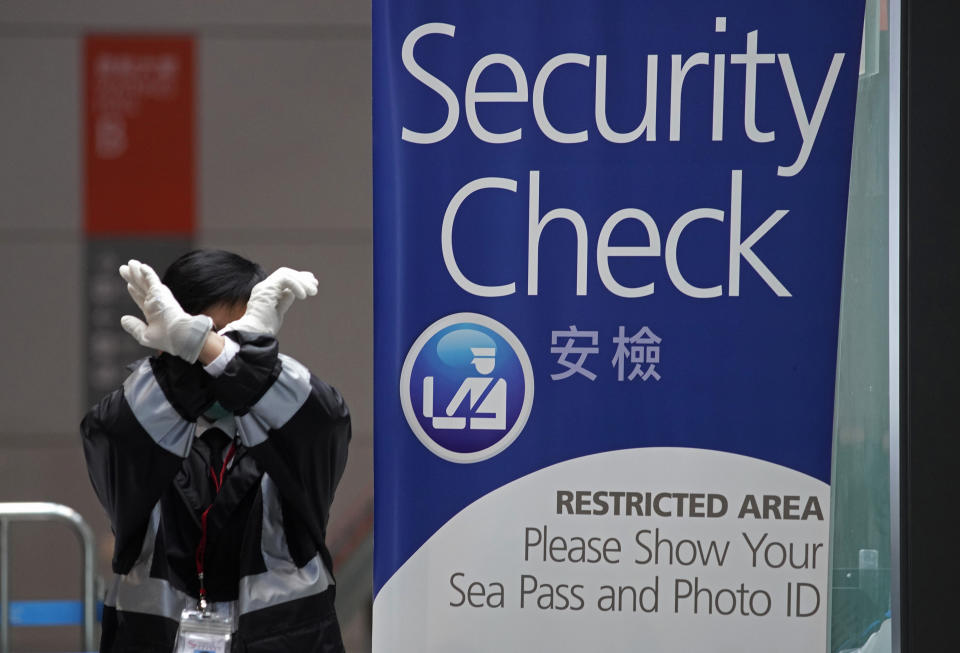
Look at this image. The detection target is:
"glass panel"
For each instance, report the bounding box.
[828,0,895,651]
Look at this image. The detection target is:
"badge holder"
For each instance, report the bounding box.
[174,597,234,653]
[179,440,240,652]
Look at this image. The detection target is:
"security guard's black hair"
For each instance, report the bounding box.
[162,249,266,315]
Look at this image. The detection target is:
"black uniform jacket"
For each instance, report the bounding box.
[81,331,351,652]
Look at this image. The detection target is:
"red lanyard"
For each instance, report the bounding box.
[195,441,236,609]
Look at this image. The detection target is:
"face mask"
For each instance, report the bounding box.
[203,401,232,422]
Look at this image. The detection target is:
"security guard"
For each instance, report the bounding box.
[81,250,350,652]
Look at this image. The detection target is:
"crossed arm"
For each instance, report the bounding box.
[118,259,318,364]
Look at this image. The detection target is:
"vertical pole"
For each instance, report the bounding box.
[80,520,95,652]
[888,1,902,651]
[1,518,10,653]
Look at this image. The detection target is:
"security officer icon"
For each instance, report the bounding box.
[423,345,507,431]
[401,313,534,463]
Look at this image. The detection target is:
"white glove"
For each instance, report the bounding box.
[119,259,214,364]
[222,267,318,337]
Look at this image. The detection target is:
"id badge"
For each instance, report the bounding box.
[174,602,235,653]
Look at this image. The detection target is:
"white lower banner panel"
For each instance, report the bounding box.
[374,448,830,653]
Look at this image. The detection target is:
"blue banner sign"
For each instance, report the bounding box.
[374,1,864,650]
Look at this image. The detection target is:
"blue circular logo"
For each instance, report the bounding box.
[400,313,534,463]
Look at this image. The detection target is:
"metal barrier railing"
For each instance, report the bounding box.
[0,502,96,653]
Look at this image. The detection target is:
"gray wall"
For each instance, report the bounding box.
[0,3,372,650]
